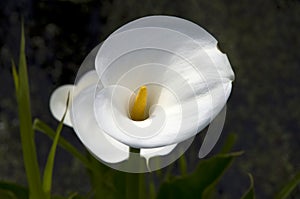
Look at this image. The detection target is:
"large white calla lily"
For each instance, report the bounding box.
[50,16,234,173]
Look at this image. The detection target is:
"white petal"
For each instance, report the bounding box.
[92,16,233,147]
[95,16,233,89]
[49,70,99,126]
[71,85,129,163]
[75,70,99,95]
[49,85,74,127]
[94,85,171,148]
[94,27,233,138]
[95,27,204,85]
[74,43,102,85]
[199,105,227,158]
[113,15,216,47]
[93,79,229,148]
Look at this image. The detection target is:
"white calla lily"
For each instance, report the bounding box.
[49,16,234,172]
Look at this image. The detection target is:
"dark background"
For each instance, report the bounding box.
[0,0,299,198]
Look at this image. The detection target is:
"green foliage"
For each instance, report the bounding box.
[12,21,76,199]
[241,174,255,199]
[33,119,91,170]
[220,133,238,154]
[0,190,18,199]
[12,21,45,199]
[0,182,29,199]
[43,94,70,199]
[11,60,19,93]
[178,154,188,175]
[149,177,156,199]
[275,171,300,199]
[202,133,239,198]
[124,172,146,199]
[84,153,118,199]
[156,152,243,199]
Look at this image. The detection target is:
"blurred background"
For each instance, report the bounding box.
[0,0,299,198]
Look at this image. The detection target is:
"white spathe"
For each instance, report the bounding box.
[49,16,234,164]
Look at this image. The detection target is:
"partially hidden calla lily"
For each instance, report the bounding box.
[50,16,234,172]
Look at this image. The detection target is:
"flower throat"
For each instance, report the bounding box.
[130,86,148,121]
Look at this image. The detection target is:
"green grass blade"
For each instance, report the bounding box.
[241,173,255,199]
[42,94,70,198]
[11,59,19,93]
[32,119,92,170]
[274,171,300,199]
[15,21,44,199]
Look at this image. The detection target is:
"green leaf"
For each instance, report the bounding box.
[32,119,91,171]
[34,121,111,198]
[241,174,255,199]
[14,20,45,199]
[0,182,29,199]
[202,133,239,198]
[220,133,238,154]
[42,94,70,199]
[274,171,300,199]
[156,152,243,199]
[11,59,19,93]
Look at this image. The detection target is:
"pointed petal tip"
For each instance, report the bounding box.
[49,85,74,127]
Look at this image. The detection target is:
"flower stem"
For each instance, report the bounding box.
[130,147,141,153]
[126,147,145,199]
[126,173,139,199]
